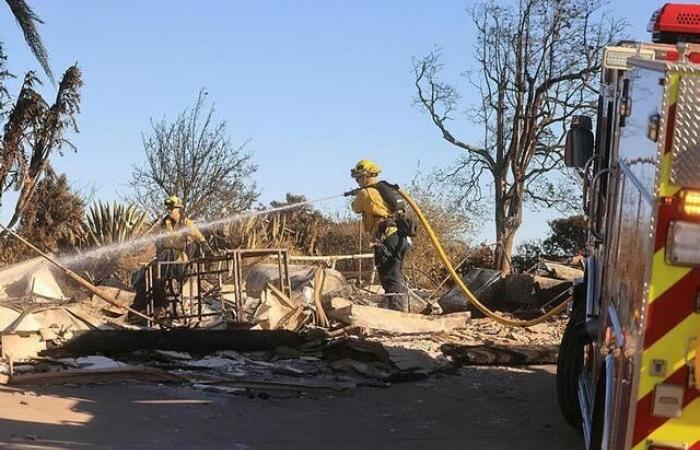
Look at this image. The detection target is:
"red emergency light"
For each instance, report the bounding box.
[648,3,700,43]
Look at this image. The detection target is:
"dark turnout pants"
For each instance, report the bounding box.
[374,233,410,312]
[131,248,188,313]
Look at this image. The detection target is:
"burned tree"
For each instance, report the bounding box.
[0,169,85,262]
[0,64,83,230]
[0,3,83,247]
[413,0,624,273]
[129,90,259,220]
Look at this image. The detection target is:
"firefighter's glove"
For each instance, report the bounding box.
[343,188,361,197]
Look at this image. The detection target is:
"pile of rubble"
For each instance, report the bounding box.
[0,255,575,393]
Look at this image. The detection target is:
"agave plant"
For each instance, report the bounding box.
[67,202,148,286]
[79,201,148,248]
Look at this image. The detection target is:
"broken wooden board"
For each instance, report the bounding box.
[253,283,310,331]
[0,257,47,302]
[89,286,136,315]
[1,333,46,361]
[27,266,67,302]
[0,306,21,333]
[5,306,94,335]
[312,268,329,328]
[95,286,136,303]
[327,298,470,334]
[8,367,186,385]
[63,304,105,329]
[542,261,584,281]
[277,306,308,332]
[253,287,293,330]
[266,282,296,309]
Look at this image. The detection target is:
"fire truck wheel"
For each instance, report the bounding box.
[556,282,585,429]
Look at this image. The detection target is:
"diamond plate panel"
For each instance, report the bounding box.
[671,75,700,188]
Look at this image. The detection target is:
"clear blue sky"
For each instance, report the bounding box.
[0,0,675,244]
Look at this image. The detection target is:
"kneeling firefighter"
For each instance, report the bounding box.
[131,195,208,316]
[346,159,417,312]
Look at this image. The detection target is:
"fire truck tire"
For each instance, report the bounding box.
[556,282,585,429]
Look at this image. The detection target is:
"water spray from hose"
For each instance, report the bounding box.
[58,193,346,267]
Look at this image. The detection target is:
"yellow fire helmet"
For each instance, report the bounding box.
[164,195,184,209]
[351,159,381,178]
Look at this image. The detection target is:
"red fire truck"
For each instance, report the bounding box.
[558,3,700,449]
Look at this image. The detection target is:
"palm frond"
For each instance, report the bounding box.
[4,0,53,83]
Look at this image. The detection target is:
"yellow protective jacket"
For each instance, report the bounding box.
[158,217,206,261]
[351,186,397,240]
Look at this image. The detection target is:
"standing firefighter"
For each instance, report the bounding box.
[157,195,207,264]
[131,195,207,317]
[346,159,415,312]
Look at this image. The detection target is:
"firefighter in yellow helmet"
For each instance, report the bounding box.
[157,195,206,262]
[347,159,414,312]
[131,195,207,317]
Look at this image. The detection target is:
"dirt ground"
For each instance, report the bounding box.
[0,365,583,450]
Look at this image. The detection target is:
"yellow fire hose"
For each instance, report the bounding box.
[397,189,571,327]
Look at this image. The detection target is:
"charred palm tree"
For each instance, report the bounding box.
[4,0,53,82]
[0,65,82,229]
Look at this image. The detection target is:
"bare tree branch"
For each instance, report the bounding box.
[128,89,259,221]
[413,0,624,273]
